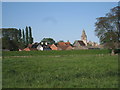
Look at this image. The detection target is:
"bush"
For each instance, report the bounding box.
[114,49,120,54]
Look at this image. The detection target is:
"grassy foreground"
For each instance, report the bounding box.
[2,50,118,88]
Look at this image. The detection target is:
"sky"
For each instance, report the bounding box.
[2,2,118,44]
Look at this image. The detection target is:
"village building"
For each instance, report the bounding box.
[49,44,58,50]
[81,29,87,46]
[57,45,73,50]
[73,29,99,50]
[87,41,99,47]
[23,43,38,51]
[73,40,88,50]
[22,29,100,51]
[37,44,43,51]
[23,48,37,51]
[57,42,73,50]
[66,45,73,50]
[37,42,51,51]
[43,46,51,50]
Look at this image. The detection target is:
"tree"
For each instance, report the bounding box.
[95,6,120,49]
[18,29,22,42]
[22,29,25,44]
[25,26,29,46]
[56,40,64,44]
[1,28,19,50]
[2,28,19,41]
[15,29,26,49]
[58,40,64,42]
[2,36,11,50]
[1,26,34,50]
[29,26,33,44]
[40,38,55,45]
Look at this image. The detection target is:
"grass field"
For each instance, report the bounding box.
[2,50,118,88]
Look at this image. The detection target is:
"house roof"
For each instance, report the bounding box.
[66,45,73,50]
[24,48,31,51]
[65,42,71,45]
[24,48,37,51]
[27,43,39,48]
[57,45,72,50]
[58,42,71,46]
[49,44,57,47]
[31,44,38,48]
[58,42,66,46]
[77,41,86,46]
[57,45,69,50]
[57,41,72,50]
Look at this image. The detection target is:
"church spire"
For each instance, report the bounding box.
[81,29,87,46]
[81,29,87,38]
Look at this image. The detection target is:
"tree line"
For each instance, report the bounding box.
[1,26,33,51]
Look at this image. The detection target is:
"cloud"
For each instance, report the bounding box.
[42,17,57,24]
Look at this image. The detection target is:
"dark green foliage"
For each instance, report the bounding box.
[0,38,2,49]
[2,36,19,51]
[56,40,64,44]
[41,38,55,45]
[25,26,29,46]
[1,28,19,50]
[1,26,34,51]
[1,28,19,41]
[9,40,19,51]
[113,49,120,54]
[28,26,33,44]
[22,29,25,44]
[18,29,22,42]
[18,29,26,49]
[2,36,11,50]
[95,6,120,49]
[58,40,64,42]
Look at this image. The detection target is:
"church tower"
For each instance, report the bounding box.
[81,29,87,46]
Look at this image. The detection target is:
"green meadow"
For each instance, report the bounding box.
[2,50,118,88]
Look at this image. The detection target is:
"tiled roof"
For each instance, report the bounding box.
[57,45,69,50]
[57,45,72,50]
[65,42,71,45]
[58,42,71,46]
[77,41,85,46]
[24,48,31,51]
[58,42,66,46]
[23,48,37,51]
